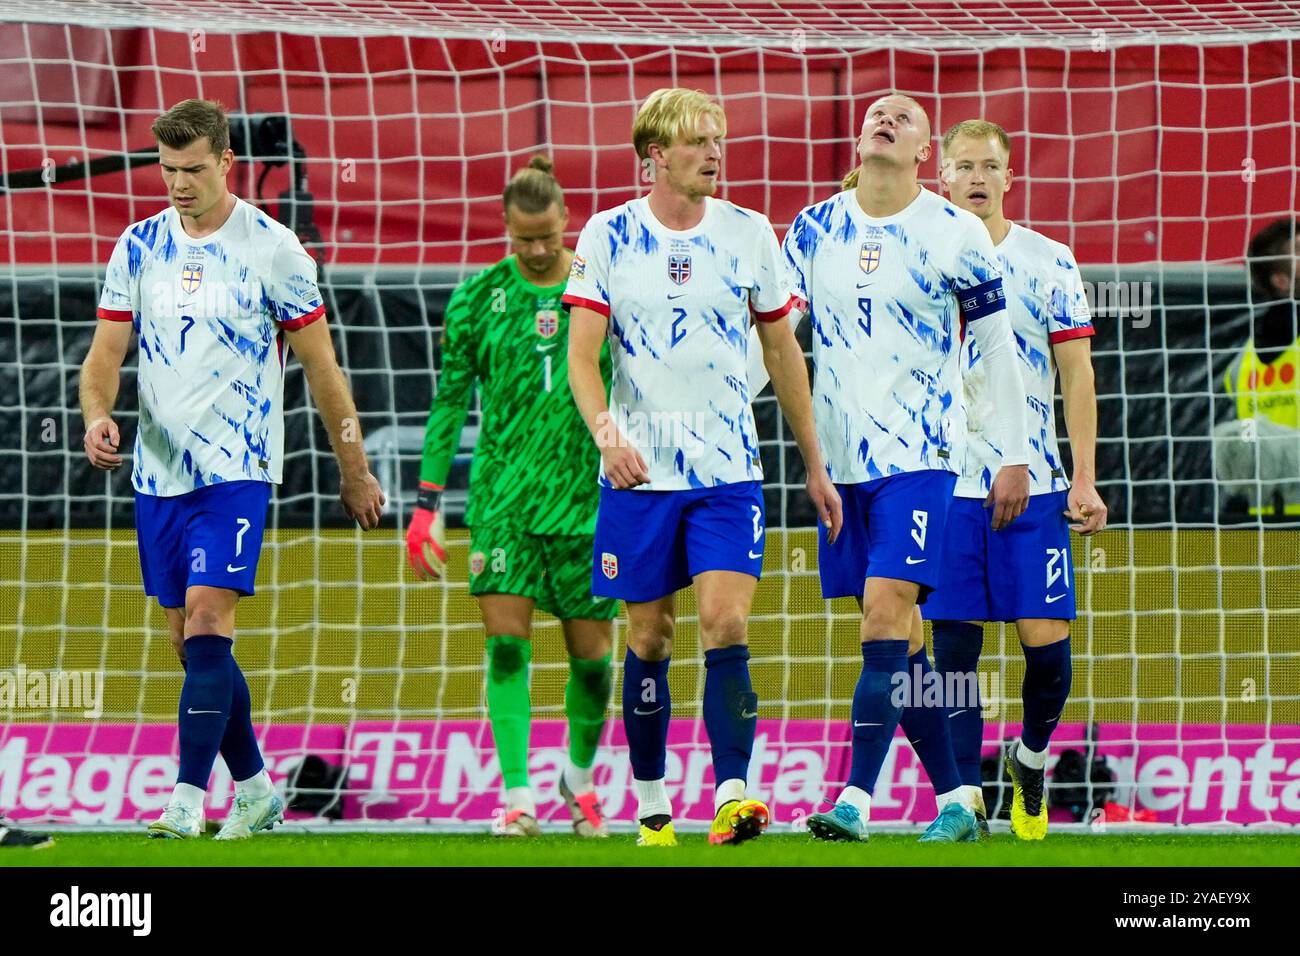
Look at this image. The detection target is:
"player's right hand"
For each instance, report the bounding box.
[341,470,386,530]
[406,483,448,580]
[987,462,1030,530]
[84,417,123,470]
[599,435,651,489]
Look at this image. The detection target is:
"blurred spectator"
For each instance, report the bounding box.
[1215,218,1300,518]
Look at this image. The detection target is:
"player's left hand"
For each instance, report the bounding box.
[341,470,385,530]
[1064,479,1108,535]
[806,471,843,544]
[987,463,1030,531]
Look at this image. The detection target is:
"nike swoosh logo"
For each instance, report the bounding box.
[856,282,872,289]
[535,343,556,352]
[633,707,664,716]
[905,557,927,565]
[748,550,762,560]
[1045,593,1068,603]
[949,710,967,718]
[667,293,686,300]
[227,564,247,573]
[187,708,222,715]
[853,721,882,727]
[740,711,758,719]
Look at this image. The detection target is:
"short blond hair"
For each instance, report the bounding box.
[632,88,727,161]
[941,119,1012,163]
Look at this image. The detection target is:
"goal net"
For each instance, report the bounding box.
[1,0,1298,829]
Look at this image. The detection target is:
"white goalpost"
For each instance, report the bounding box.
[1,0,1298,830]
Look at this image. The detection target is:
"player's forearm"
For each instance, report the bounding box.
[418,401,470,489]
[969,312,1030,465]
[78,357,120,425]
[763,331,826,474]
[302,360,371,478]
[569,350,613,446]
[1061,359,1098,482]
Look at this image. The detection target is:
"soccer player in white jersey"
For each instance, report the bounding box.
[566,88,841,847]
[79,99,385,840]
[922,119,1107,839]
[778,93,1031,844]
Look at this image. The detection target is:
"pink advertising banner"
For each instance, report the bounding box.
[1,720,1297,825]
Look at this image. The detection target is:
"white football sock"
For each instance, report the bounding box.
[633,777,672,820]
[505,785,535,816]
[563,760,594,795]
[838,785,871,820]
[171,782,205,811]
[935,787,972,811]
[1016,740,1048,770]
[235,769,273,799]
[965,785,987,816]
[714,777,746,811]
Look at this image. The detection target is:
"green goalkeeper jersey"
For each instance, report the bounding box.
[419,254,610,535]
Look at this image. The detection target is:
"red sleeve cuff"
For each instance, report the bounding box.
[561,294,611,318]
[419,481,443,491]
[1049,325,1095,345]
[278,303,326,331]
[97,307,132,322]
[752,294,797,323]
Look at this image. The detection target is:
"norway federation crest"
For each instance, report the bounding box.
[600,551,618,579]
[667,254,692,285]
[535,308,559,338]
[858,242,881,275]
[181,261,204,294]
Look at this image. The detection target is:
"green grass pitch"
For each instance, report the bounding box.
[3,831,1296,867]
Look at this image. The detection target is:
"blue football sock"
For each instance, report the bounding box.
[177,635,234,790]
[220,656,265,782]
[847,639,909,795]
[932,621,985,787]
[898,648,962,795]
[1021,637,1072,753]
[623,649,671,781]
[703,645,757,788]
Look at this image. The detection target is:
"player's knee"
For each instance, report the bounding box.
[700,609,747,649]
[487,635,530,679]
[169,629,185,661]
[184,606,228,638]
[628,617,672,660]
[907,629,925,656]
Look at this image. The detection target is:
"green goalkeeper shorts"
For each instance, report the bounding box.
[467,527,619,621]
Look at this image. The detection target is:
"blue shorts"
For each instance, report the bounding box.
[135,481,273,608]
[592,481,765,603]
[818,471,957,601]
[921,491,1077,622]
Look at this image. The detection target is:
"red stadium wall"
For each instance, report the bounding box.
[1,25,1295,269]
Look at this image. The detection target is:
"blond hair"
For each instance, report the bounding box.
[502,154,564,215]
[941,119,1012,163]
[152,98,230,155]
[632,88,727,161]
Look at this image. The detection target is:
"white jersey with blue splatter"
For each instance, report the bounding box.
[563,196,795,490]
[783,186,1005,483]
[956,223,1094,498]
[96,197,325,497]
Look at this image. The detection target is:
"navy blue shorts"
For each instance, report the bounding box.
[135,481,272,608]
[921,491,1077,623]
[817,470,957,602]
[592,481,764,603]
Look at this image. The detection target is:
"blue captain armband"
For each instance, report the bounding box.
[958,278,1006,321]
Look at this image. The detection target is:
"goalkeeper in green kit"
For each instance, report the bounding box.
[406,156,616,837]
